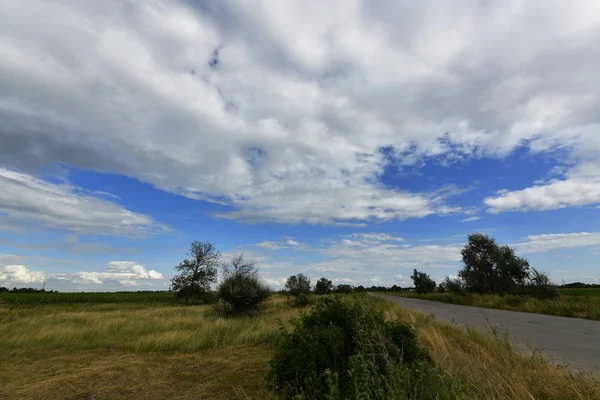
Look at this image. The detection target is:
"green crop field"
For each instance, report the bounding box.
[0,291,177,305]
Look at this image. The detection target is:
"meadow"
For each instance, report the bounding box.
[1,293,599,399]
[387,289,600,321]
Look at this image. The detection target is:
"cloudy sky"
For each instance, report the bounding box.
[1,0,600,291]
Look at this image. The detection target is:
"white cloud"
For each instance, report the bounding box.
[0,265,45,284]
[0,261,163,287]
[393,274,405,282]
[0,169,167,237]
[486,179,600,213]
[515,232,600,253]
[461,216,481,222]
[3,1,599,222]
[254,238,305,250]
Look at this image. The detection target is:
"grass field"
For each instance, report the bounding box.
[0,291,177,305]
[1,293,599,399]
[386,290,600,321]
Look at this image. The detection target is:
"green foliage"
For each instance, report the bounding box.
[459,233,530,295]
[439,277,465,295]
[170,241,219,303]
[267,296,462,399]
[285,273,311,296]
[410,269,436,294]
[315,277,333,295]
[290,292,311,308]
[459,233,557,299]
[334,284,353,294]
[216,254,271,315]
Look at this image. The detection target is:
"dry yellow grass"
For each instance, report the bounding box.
[381,300,600,400]
[1,294,598,399]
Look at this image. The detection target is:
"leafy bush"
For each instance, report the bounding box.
[522,268,558,299]
[440,277,465,295]
[290,292,311,308]
[217,254,271,315]
[267,296,462,399]
[411,269,436,294]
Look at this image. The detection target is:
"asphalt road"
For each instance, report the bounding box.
[371,293,600,373]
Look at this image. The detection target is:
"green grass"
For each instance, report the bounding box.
[386,291,600,320]
[0,293,598,399]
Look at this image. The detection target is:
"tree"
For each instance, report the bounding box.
[523,268,557,299]
[459,233,530,295]
[314,277,333,295]
[217,254,271,315]
[439,276,464,294]
[334,284,353,294]
[285,273,311,307]
[170,241,219,302]
[411,269,436,294]
[285,274,311,296]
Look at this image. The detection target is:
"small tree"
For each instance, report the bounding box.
[459,233,530,295]
[315,277,333,295]
[411,269,436,294]
[217,254,271,315]
[285,273,311,307]
[523,268,558,299]
[439,276,465,294]
[170,241,219,302]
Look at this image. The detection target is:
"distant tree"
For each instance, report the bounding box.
[354,285,367,293]
[285,274,311,296]
[334,284,353,294]
[314,277,333,295]
[170,241,219,302]
[459,234,530,295]
[411,269,436,294]
[0,287,8,293]
[217,254,271,315]
[285,274,311,307]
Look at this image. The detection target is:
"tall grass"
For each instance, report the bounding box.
[388,291,600,320]
[1,294,599,399]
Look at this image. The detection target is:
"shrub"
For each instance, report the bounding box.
[411,269,436,294]
[522,268,558,299]
[217,254,271,315]
[440,276,465,295]
[267,296,462,399]
[291,292,311,308]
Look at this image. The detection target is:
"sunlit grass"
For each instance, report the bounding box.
[1,294,598,399]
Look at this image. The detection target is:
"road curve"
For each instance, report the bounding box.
[371,293,600,373]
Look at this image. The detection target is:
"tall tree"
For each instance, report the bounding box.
[459,233,530,294]
[285,273,311,296]
[170,241,219,302]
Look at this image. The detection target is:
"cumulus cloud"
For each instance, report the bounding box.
[515,232,600,253]
[0,265,46,284]
[0,168,168,237]
[3,1,599,222]
[0,261,163,287]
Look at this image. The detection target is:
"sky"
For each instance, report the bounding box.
[1,0,600,291]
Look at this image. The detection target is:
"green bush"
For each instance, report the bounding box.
[267,296,463,399]
[217,254,271,315]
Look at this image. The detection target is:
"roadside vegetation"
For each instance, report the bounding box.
[1,293,598,399]
[391,233,600,320]
[2,238,600,398]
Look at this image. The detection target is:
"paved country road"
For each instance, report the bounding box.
[371,293,600,373]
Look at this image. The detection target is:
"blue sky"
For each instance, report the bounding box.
[1,0,600,291]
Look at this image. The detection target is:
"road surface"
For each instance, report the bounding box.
[371,293,600,373]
